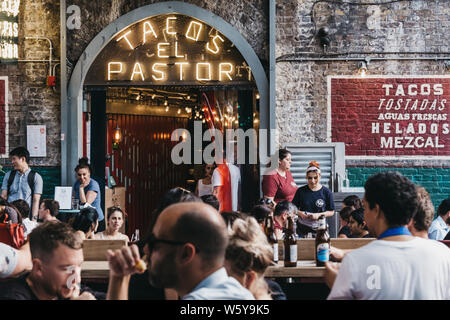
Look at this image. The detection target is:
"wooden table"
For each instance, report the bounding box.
[265,260,325,278]
[82,260,326,281]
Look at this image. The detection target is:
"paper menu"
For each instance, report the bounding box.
[54,186,72,210]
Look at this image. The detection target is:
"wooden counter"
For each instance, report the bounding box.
[81,260,326,280]
[265,260,325,278]
[81,239,375,280]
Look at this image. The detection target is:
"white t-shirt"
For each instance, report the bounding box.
[212,163,241,211]
[197,179,213,197]
[328,237,450,300]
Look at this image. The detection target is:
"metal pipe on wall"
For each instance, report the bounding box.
[60,0,68,185]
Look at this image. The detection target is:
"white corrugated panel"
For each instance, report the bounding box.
[285,146,334,191]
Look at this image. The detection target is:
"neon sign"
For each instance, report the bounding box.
[85,14,254,86]
[0,0,20,61]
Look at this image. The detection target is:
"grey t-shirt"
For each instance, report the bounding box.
[1,168,43,209]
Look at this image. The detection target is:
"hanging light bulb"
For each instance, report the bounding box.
[177,108,181,114]
[358,61,368,77]
[255,93,260,100]
[164,100,168,106]
[165,106,169,112]
[112,125,122,150]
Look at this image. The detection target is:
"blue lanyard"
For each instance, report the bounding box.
[378,226,412,239]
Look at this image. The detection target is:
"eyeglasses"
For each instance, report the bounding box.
[146,233,200,253]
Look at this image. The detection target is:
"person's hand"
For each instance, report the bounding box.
[107,244,144,278]
[330,246,345,262]
[324,261,341,289]
[297,211,308,220]
[310,213,321,220]
[79,180,89,189]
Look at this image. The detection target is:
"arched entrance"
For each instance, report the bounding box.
[65,2,270,235]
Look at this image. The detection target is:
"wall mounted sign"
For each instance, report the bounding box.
[0,0,19,62]
[85,13,254,86]
[0,77,7,157]
[328,76,450,159]
[27,125,46,157]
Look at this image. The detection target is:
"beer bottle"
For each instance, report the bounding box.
[266,216,279,263]
[315,214,330,267]
[264,216,269,237]
[284,216,297,267]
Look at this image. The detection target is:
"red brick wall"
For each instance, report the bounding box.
[330,76,450,157]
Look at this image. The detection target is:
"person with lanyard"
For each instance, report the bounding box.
[325,171,450,300]
[262,149,298,205]
[72,157,105,232]
[292,160,335,238]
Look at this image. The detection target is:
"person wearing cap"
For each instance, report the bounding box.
[292,160,335,238]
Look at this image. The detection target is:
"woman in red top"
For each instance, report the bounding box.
[262,149,298,205]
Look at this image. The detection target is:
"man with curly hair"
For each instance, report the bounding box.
[327,171,450,300]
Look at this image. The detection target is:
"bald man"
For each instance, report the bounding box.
[106,202,254,300]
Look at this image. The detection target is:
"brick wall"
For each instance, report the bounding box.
[67,0,269,78]
[0,0,60,167]
[347,166,450,214]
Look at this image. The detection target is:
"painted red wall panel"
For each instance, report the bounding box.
[107,114,189,237]
[0,79,6,155]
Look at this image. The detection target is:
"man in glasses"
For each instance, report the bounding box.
[106,202,254,300]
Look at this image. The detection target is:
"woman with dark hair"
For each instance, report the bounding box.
[70,207,99,240]
[195,164,215,197]
[292,161,335,238]
[261,149,298,205]
[337,206,353,238]
[72,157,104,232]
[95,207,129,241]
[342,195,363,210]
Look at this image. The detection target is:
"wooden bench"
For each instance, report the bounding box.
[276,238,374,260]
[82,239,128,261]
